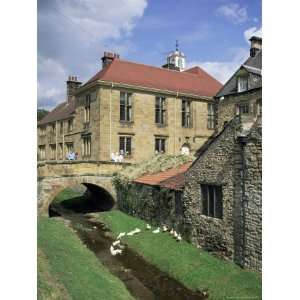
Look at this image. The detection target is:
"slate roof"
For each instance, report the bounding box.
[38,98,75,126]
[216,50,262,97]
[85,59,222,98]
[133,162,192,191]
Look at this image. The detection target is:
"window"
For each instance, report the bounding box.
[175,191,183,215]
[207,103,215,129]
[50,144,56,160]
[155,137,166,153]
[239,103,250,115]
[82,135,91,157]
[67,119,73,132]
[84,94,91,124]
[65,142,73,157]
[39,126,46,136]
[38,145,46,160]
[155,97,166,125]
[182,100,192,127]
[50,123,56,135]
[119,136,132,156]
[201,184,222,218]
[58,143,63,159]
[237,76,248,92]
[120,92,132,122]
[60,122,63,135]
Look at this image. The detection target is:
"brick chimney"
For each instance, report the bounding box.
[249,36,262,57]
[101,52,120,69]
[66,76,82,103]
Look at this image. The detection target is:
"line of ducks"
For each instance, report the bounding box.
[109,223,182,256]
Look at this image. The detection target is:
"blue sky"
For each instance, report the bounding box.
[38,0,261,110]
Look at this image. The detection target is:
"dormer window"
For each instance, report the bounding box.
[237,76,248,92]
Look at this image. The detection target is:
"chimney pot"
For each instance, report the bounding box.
[249,36,262,57]
[101,51,120,69]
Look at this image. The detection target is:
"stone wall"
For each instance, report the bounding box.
[183,120,237,257]
[183,118,262,271]
[116,182,185,231]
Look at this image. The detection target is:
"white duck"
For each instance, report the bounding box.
[152,227,160,234]
[110,246,122,256]
[112,240,120,247]
[162,225,168,232]
[170,228,174,235]
[146,224,151,230]
[127,228,141,236]
[173,231,178,238]
[176,234,182,242]
[116,232,126,239]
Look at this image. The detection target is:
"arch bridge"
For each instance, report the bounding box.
[37,160,131,215]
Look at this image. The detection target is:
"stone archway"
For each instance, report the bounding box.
[38,175,116,215]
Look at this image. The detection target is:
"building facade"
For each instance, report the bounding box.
[38,49,222,163]
[183,37,262,271]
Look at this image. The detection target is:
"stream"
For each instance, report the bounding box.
[51,209,207,300]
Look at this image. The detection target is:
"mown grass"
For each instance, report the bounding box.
[52,187,83,204]
[96,210,262,300]
[38,216,134,300]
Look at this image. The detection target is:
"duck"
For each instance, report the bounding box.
[162,225,168,232]
[110,245,122,256]
[112,240,121,247]
[146,224,151,230]
[176,234,182,242]
[152,227,160,234]
[170,228,174,235]
[127,228,141,236]
[116,232,126,239]
[173,231,178,238]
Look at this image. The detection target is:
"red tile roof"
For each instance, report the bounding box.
[38,98,75,126]
[134,162,192,191]
[85,59,222,97]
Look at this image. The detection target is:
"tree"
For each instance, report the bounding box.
[37,109,49,121]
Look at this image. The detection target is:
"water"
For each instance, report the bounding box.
[52,210,207,300]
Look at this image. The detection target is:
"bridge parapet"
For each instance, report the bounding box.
[38,160,132,179]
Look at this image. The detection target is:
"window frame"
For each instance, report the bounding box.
[119,136,132,156]
[155,137,166,154]
[82,135,91,158]
[120,92,132,122]
[200,184,223,219]
[182,99,192,127]
[237,76,248,93]
[84,94,91,124]
[67,119,73,132]
[155,96,166,125]
[207,103,215,129]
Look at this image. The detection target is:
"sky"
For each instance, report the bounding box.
[38,0,261,110]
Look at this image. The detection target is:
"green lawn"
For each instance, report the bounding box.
[52,187,83,204]
[95,210,262,300]
[38,216,134,300]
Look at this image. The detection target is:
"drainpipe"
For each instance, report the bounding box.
[238,135,248,268]
[109,83,114,158]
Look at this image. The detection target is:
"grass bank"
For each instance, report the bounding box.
[95,210,262,300]
[38,216,134,300]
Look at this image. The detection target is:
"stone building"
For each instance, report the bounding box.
[116,36,262,272]
[38,46,222,162]
[183,36,262,271]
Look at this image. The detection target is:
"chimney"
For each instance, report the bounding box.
[101,52,120,69]
[249,36,262,57]
[66,76,82,102]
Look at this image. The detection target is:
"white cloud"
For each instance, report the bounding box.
[216,3,248,24]
[38,0,148,109]
[37,56,67,109]
[187,48,249,84]
[244,26,262,43]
